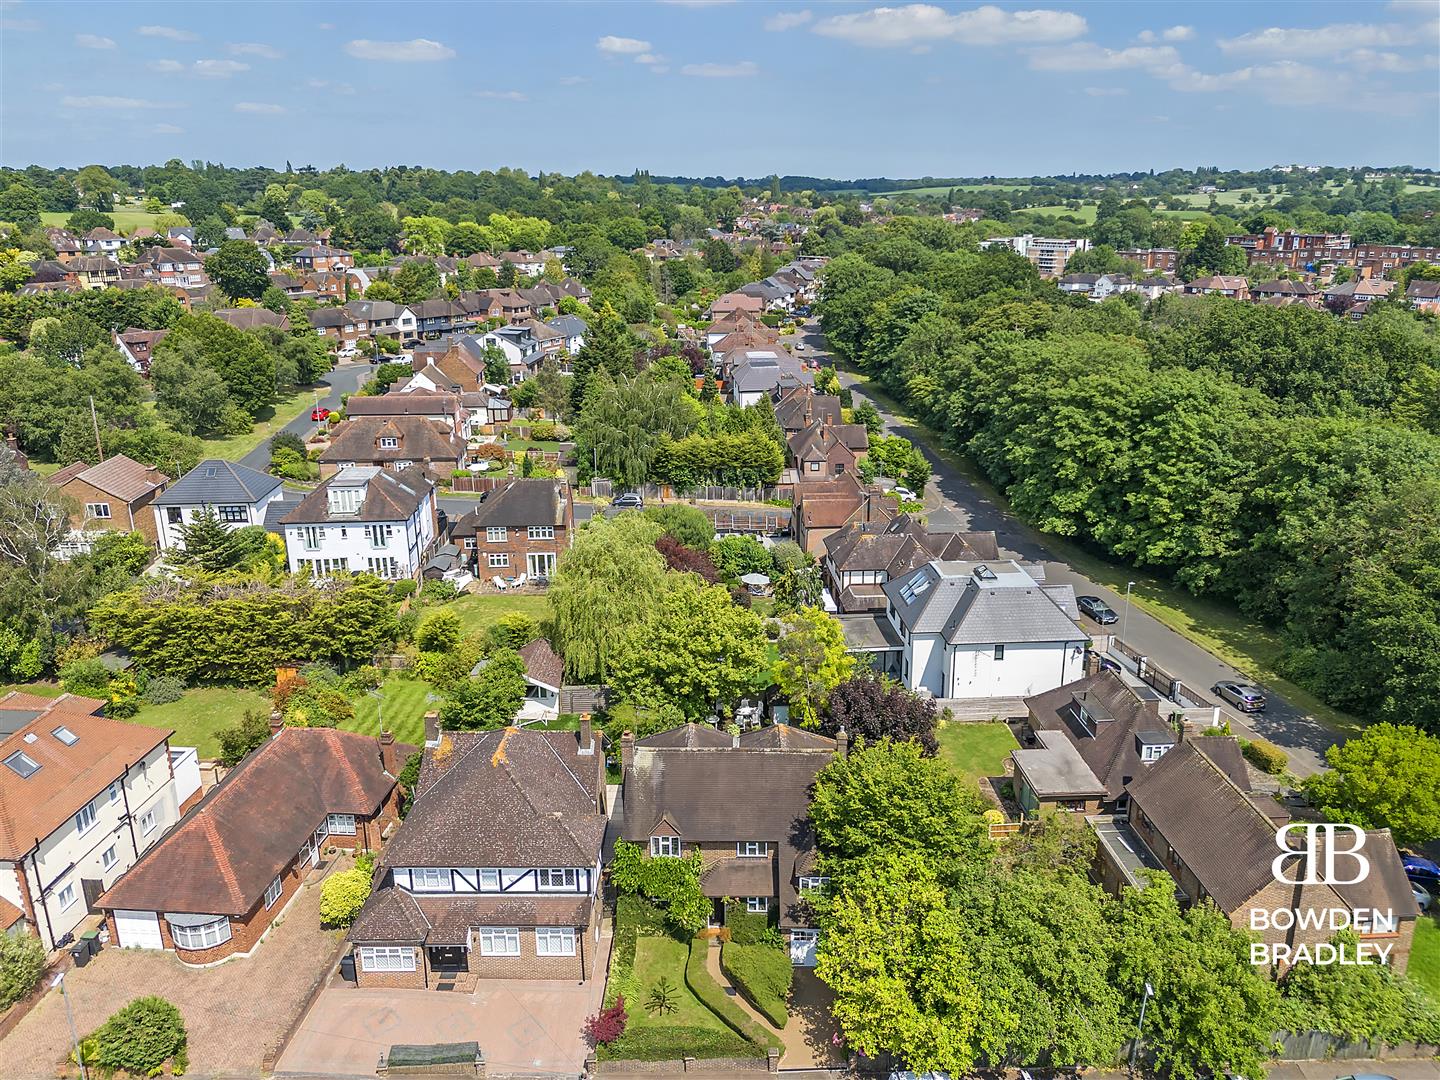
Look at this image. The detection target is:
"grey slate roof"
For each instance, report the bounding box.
[730,351,813,395]
[545,314,587,338]
[450,480,563,534]
[154,459,283,507]
[884,560,1084,644]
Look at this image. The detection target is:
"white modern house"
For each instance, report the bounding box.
[279,466,437,581]
[882,560,1089,699]
[152,460,288,553]
[0,693,200,950]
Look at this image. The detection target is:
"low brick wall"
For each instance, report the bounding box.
[592,1055,773,1075]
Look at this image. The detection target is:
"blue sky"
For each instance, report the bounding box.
[2,1,1436,178]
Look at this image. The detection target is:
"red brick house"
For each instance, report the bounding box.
[292,245,354,273]
[98,725,407,965]
[348,723,607,988]
[48,454,169,552]
[450,479,574,581]
[318,416,467,481]
[787,419,868,479]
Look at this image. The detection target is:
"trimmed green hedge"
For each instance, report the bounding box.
[722,903,772,945]
[599,1024,757,1062]
[720,941,791,1029]
[685,938,781,1055]
[1241,737,1288,775]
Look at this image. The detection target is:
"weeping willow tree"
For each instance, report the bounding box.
[544,514,669,682]
[572,369,699,488]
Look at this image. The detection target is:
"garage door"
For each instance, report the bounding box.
[789,929,818,967]
[113,909,163,950]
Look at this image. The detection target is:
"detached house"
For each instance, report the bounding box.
[292,245,354,273]
[1183,275,1250,300]
[113,327,169,375]
[152,459,287,553]
[450,479,575,581]
[0,693,199,950]
[280,467,437,581]
[823,514,1000,614]
[348,722,607,988]
[882,559,1087,700]
[773,387,840,437]
[48,454,168,553]
[143,247,206,288]
[99,725,405,963]
[319,415,466,481]
[788,419,868,479]
[618,723,837,966]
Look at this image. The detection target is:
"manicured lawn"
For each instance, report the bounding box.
[608,935,754,1059]
[195,385,317,461]
[130,686,269,758]
[448,592,550,637]
[846,371,1361,736]
[41,208,165,233]
[0,681,65,699]
[348,677,442,746]
[937,721,1018,783]
[1411,912,1440,1007]
[505,439,563,453]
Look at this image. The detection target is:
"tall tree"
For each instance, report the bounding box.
[1304,723,1440,846]
[205,240,270,300]
[773,607,854,728]
[821,668,940,755]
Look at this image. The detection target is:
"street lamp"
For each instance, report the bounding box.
[1128,980,1154,1077]
[1122,580,1136,642]
[53,971,88,1080]
[368,686,384,733]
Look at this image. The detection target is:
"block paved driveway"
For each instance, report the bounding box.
[0,870,343,1080]
[278,975,607,1078]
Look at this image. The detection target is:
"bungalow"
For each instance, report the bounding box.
[48,454,169,553]
[348,722,607,988]
[99,725,406,964]
[1183,275,1250,300]
[152,459,287,553]
[280,466,438,581]
[0,692,199,949]
[618,723,838,966]
[318,415,467,481]
[882,559,1087,700]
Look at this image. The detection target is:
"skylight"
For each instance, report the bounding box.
[52,726,78,746]
[4,751,40,778]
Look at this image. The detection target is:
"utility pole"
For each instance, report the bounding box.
[1122,580,1136,643]
[1128,980,1153,1077]
[88,396,102,459]
[54,971,88,1080]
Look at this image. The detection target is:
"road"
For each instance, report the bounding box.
[790,320,1343,777]
[237,360,375,472]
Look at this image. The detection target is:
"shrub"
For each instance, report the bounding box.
[143,674,185,705]
[720,940,792,1029]
[0,931,46,1009]
[415,608,462,653]
[391,579,418,600]
[529,421,559,441]
[722,903,772,946]
[217,709,273,768]
[486,611,540,651]
[59,656,111,697]
[419,579,459,603]
[584,995,629,1046]
[320,866,372,927]
[85,996,188,1078]
[684,937,780,1053]
[1241,737,1289,775]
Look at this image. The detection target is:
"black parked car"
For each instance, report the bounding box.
[1077,595,1119,625]
[1212,680,1267,712]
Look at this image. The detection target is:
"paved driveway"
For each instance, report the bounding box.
[0,864,343,1080]
[278,975,607,1078]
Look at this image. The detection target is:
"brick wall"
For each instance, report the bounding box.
[355,946,427,990]
[465,525,569,578]
[57,477,162,546]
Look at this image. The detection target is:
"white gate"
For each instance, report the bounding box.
[789,929,818,967]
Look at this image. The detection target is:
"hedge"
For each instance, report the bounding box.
[720,941,791,1029]
[599,1023,757,1062]
[721,903,772,946]
[1241,737,1289,775]
[685,937,781,1055]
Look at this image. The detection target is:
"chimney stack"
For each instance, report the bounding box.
[269,712,283,737]
[621,729,636,774]
[379,728,396,771]
[835,727,848,758]
[578,714,594,756]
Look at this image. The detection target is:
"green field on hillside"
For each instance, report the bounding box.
[40,209,167,234]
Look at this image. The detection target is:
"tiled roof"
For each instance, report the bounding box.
[318,416,465,466]
[49,454,166,503]
[98,728,402,915]
[351,887,591,945]
[154,459,282,507]
[638,723,731,749]
[451,480,563,533]
[519,638,564,692]
[280,469,433,525]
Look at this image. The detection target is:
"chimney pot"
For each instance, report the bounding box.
[269,712,283,736]
[379,730,394,745]
[578,714,594,755]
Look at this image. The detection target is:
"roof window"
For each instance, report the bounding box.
[52,726,79,746]
[4,751,40,778]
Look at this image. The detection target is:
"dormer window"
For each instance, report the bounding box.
[650,835,680,857]
[737,841,767,858]
[379,437,399,449]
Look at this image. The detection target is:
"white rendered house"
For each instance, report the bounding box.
[152,460,287,553]
[280,466,437,581]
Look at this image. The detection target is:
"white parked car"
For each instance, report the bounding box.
[894,486,917,501]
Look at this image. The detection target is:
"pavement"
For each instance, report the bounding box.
[237,359,375,472]
[790,319,1344,778]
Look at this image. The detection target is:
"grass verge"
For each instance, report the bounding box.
[847,370,1361,736]
[1411,912,1440,1007]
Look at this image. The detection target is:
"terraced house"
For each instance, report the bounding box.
[348,722,607,989]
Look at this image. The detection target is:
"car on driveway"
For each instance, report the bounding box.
[1077,595,1119,625]
[1212,680,1267,712]
[1412,883,1433,912]
[1403,854,1440,890]
[310,406,330,421]
[610,492,643,510]
[894,486,917,502]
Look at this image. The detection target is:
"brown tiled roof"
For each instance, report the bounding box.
[98,728,402,916]
[0,896,24,930]
[519,638,563,692]
[343,392,462,420]
[280,469,433,525]
[738,726,835,750]
[0,703,168,860]
[383,728,605,870]
[701,858,775,899]
[450,479,563,533]
[638,722,731,749]
[48,454,167,503]
[351,887,591,945]
[319,416,464,467]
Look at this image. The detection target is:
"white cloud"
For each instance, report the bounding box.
[138,25,197,41]
[75,33,115,49]
[149,59,184,72]
[812,4,1085,48]
[1138,25,1192,43]
[344,38,455,61]
[1342,48,1434,72]
[1083,86,1128,96]
[194,59,249,77]
[234,101,285,114]
[765,10,813,31]
[597,35,651,54]
[228,42,283,60]
[153,123,184,134]
[476,89,528,101]
[317,22,335,30]
[681,60,759,77]
[1167,60,1337,106]
[1218,21,1428,57]
[559,75,589,85]
[1027,43,1181,72]
[1,16,41,31]
[307,79,356,94]
[61,95,168,109]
